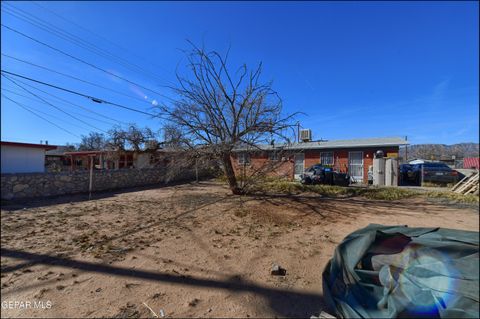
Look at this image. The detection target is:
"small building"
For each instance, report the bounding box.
[63,149,167,171]
[232,137,408,183]
[463,157,480,169]
[1,141,57,174]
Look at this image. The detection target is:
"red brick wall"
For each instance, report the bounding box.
[334,150,350,174]
[305,150,319,168]
[231,151,294,180]
[232,146,399,183]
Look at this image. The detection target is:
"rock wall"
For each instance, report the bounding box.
[1,167,209,201]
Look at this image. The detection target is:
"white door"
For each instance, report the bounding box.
[349,151,364,182]
[294,153,305,180]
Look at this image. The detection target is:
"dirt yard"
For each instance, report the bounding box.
[1,181,478,318]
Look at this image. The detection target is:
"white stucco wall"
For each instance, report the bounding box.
[1,145,47,173]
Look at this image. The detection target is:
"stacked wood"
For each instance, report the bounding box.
[451,171,479,195]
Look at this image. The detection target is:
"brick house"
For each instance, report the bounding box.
[232,137,408,183]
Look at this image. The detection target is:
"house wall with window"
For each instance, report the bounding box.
[304,147,399,182]
[232,146,400,183]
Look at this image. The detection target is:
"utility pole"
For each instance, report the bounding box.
[88,155,94,200]
[405,136,408,163]
[195,156,199,183]
[297,121,300,143]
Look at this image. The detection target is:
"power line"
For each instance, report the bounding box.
[1,24,175,103]
[2,93,81,138]
[2,2,173,86]
[1,53,150,105]
[32,1,173,81]
[1,87,118,126]
[1,70,164,118]
[1,88,104,131]
[1,79,128,125]
[2,74,109,133]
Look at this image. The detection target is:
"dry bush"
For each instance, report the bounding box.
[425,191,479,204]
[355,188,418,200]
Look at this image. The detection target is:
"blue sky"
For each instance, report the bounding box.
[1,1,478,146]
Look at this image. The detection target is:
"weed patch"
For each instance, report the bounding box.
[425,191,479,204]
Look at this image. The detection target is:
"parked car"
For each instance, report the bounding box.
[399,164,413,185]
[300,164,350,186]
[408,162,459,185]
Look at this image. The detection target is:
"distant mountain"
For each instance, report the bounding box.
[401,143,479,160]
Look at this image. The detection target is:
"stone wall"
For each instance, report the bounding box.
[1,167,211,201]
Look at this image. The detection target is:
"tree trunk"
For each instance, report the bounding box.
[221,153,243,194]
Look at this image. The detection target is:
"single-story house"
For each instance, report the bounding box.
[45,145,76,172]
[1,141,57,174]
[232,137,409,183]
[63,149,169,171]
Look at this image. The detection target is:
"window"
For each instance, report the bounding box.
[268,151,279,161]
[424,163,449,168]
[320,152,334,165]
[238,152,251,165]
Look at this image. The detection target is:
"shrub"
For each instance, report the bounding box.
[307,184,355,197]
[221,175,478,204]
[425,191,479,204]
[356,188,418,200]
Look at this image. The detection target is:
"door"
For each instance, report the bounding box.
[294,153,305,180]
[348,151,364,182]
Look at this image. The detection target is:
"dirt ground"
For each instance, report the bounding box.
[1,181,478,318]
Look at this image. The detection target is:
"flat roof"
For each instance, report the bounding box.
[1,141,57,150]
[234,137,409,151]
[64,151,104,156]
[64,149,174,156]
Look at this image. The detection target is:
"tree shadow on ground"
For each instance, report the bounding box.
[1,248,327,318]
[246,192,449,214]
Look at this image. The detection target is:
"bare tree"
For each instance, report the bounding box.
[106,124,157,152]
[125,124,156,151]
[78,132,107,151]
[162,124,185,148]
[106,125,127,151]
[157,43,297,194]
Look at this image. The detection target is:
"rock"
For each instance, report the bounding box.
[59,175,72,182]
[187,298,200,307]
[271,264,287,276]
[3,193,14,200]
[13,184,29,193]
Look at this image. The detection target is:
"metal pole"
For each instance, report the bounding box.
[420,163,424,187]
[297,122,300,143]
[195,157,199,183]
[405,136,408,163]
[89,155,94,200]
[243,160,246,188]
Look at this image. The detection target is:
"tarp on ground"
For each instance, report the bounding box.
[322,224,479,318]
